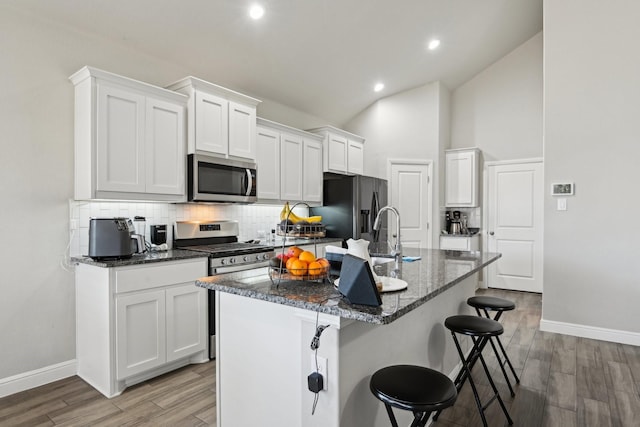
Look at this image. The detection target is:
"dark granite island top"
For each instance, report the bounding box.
[196,248,501,325]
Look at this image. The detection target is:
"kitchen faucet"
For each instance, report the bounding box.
[373,206,402,264]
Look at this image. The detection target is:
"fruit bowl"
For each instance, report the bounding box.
[268,264,330,282]
[277,222,326,238]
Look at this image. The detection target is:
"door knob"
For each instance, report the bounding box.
[489,231,495,236]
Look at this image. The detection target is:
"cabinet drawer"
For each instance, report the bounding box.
[440,236,471,251]
[115,259,207,293]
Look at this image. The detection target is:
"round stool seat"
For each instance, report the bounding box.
[467,296,515,312]
[370,365,457,413]
[445,315,503,337]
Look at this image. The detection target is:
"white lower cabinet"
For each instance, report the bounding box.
[116,290,167,379]
[76,258,208,398]
[440,234,480,251]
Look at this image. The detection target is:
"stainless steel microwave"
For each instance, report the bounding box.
[188,154,257,203]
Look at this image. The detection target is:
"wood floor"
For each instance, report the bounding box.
[432,288,640,427]
[1,288,639,426]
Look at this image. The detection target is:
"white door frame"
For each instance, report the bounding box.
[387,159,434,248]
[482,157,544,290]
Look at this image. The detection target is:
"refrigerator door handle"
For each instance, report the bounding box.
[371,191,380,242]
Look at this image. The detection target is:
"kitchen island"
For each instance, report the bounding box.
[197,248,500,427]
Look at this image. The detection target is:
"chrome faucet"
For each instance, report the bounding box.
[373,206,402,264]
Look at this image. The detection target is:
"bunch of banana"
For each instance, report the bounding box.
[279,202,322,224]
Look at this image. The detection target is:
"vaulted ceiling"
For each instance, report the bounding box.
[7,0,542,125]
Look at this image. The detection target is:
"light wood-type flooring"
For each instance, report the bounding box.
[1,288,639,426]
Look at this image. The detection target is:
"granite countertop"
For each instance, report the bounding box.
[72,249,209,268]
[196,248,501,325]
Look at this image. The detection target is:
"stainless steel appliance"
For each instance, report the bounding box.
[187,154,257,203]
[311,173,388,246]
[173,220,275,359]
[88,217,138,260]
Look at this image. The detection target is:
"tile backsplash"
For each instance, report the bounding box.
[68,201,308,257]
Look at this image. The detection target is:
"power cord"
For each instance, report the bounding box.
[309,310,330,415]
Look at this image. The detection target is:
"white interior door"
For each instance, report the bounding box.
[389,161,432,248]
[485,160,543,292]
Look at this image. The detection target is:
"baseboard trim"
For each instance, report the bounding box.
[0,359,77,398]
[540,319,640,346]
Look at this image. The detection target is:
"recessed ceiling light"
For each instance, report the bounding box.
[428,39,441,50]
[249,4,265,20]
[374,83,385,92]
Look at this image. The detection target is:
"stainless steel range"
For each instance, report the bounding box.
[174,220,275,275]
[174,220,275,359]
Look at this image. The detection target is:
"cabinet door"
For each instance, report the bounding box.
[166,285,207,362]
[195,91,228,155]
[445,150,478,207]
[347,140,364,175]
[228,101,256,160]
[326,133,348,173]
[256,126,281,200]
[116,290,166,379]
[145,98,185,196]
[96,83,145,193]
[303,138,323,203]
[280,132,303,201]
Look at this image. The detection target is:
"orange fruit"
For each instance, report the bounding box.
[308,261,323,276]
[316,258,330,268]
[298,251,316,263]
[288,246,303,258]
[286,256,298,271]
[290,259,308,276]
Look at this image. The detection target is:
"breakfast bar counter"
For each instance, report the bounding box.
[196,249,500,427]
[197,249,501,324]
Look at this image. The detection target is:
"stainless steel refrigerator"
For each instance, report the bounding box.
[311,173,388,248]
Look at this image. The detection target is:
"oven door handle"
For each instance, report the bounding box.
[213,260,271,275]
[244,169,253,196]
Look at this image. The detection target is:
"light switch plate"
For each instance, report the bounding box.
[557,198,567,211]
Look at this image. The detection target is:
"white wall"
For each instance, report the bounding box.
[0,7,195,380]
[345,82,449,247]
[451,32,543,161]
[542,1,640,337]
[0,6,325,383]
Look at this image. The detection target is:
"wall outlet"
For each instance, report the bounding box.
[310,354,328,391]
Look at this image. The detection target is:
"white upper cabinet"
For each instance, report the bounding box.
[256,118,324,205]
[347,139,364,175]
[194,91,228,154]
[307,126,365,175]
[256,125,281,200]
[280,132,304,201]
[445,148,481,207]
[166,77,260,161]
[70,66,187,201]
[303,138,323,203]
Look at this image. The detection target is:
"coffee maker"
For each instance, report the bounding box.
[445,210,466,235]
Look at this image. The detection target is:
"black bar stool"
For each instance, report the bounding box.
[370,364,457,427]
[434,315,513,426]
[467,296,521,396]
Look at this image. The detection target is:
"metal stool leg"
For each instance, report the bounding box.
[384,403,399,427]
[435,331,513,426]
[473,335,513,425]
[476,307,521,395]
